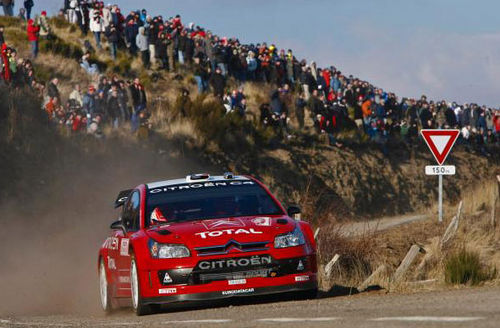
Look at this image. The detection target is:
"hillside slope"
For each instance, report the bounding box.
[0,16,498,223]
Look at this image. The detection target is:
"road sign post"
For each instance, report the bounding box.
[421,129,460,223]
[438,174,443,222]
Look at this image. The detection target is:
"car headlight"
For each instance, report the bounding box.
[149,240,190,259]
[274,226,305,248]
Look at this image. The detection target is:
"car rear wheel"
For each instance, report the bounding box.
[130,255,152,316]
[99,258,114,313]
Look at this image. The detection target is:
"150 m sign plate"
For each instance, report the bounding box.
[425,165,456,175]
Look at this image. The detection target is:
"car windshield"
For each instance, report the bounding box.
[146,180,283,226]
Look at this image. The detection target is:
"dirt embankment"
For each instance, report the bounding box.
[225,139,498,225]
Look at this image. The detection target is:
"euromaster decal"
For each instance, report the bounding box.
[221,288,255,296]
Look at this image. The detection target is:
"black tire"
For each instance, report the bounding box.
[99,258,116,313]
[130,255,152,316]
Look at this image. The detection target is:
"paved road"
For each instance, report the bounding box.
[1,286,499,327]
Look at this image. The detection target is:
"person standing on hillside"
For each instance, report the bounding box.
[129,78,147,132]
[155,31,168,70]
[27,19,40,59]
[77,0,90,36]
[246,51,257,81]
[2,0,14,16]
[0,25,5,47]
[47,77,60,104]
[82,85,97,118]
[125,18,138,55]
[166,33,175,71]
[136,26,149,68]
[23,0,33,19]
[209,66,225,99]
[106,89,121,128]
[67,0,78,24]
[36,11,51,40]
[193,56,208,93]
[89,2,104,49]
[105,23,119,60]
[145,16,157,68]
[69,83,83,107]
[295,92,306,129]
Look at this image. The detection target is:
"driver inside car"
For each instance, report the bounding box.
[150,207,169,225]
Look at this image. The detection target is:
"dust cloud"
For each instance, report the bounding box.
[0,139,212,316]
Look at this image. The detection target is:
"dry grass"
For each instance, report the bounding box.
[317,178,500,293]
[37,53,94,88]
[317,223,377,289]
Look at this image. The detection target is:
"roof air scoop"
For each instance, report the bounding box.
[186,173,211,182]
[223,172,234,179]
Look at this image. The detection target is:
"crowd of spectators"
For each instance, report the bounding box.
[56,1,499,152]
[1,1,499,153]
[1,33,151,139]
[43,75,151,138]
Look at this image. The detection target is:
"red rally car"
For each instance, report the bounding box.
[98,173,318,315]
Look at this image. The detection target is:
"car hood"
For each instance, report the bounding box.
[145,216,294,248]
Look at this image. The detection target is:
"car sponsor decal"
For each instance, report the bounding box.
[202,218,246,230]
[104,237,119,250]
[295,275,310,282]
[163,272,173,284]
[252,217,271,226]
[221,288,254,296]
[107,256,116,270]
[197,255,272,270]
[228,279,247,285]
[120,238,129,256]
[118,276,130,283]
[159,288,177,294]
[149,180,255,194]
[196,228,263,239]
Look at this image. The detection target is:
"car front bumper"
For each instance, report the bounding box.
[138,252,317,304]
[141,273,317,305]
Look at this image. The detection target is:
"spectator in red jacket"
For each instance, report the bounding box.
[1,43,10,82]
[27,19,40,59]
[493,111,500,135]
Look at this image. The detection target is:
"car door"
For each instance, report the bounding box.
[114,190,141,297]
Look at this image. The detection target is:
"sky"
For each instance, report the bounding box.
[34,0,500,106]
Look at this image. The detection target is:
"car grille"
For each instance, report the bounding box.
[198,268,272,283]
[158,256,309,286]
[195,240,269,256]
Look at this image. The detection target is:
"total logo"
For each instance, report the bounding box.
[196,228,263,239]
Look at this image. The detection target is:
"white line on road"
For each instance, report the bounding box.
[163,319,232,324]
[4,323,74,327]
[371,316,484,322]
[258,317,340,322]
[96,323,140,326]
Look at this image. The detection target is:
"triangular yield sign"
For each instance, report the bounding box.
[421,129,460,165]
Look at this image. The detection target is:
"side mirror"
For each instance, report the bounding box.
[110,220,127,235]
[287,205,302,221]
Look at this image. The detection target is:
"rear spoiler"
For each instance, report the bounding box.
[114,189,133,208]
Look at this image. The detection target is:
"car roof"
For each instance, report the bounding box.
[146,175,251,189]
